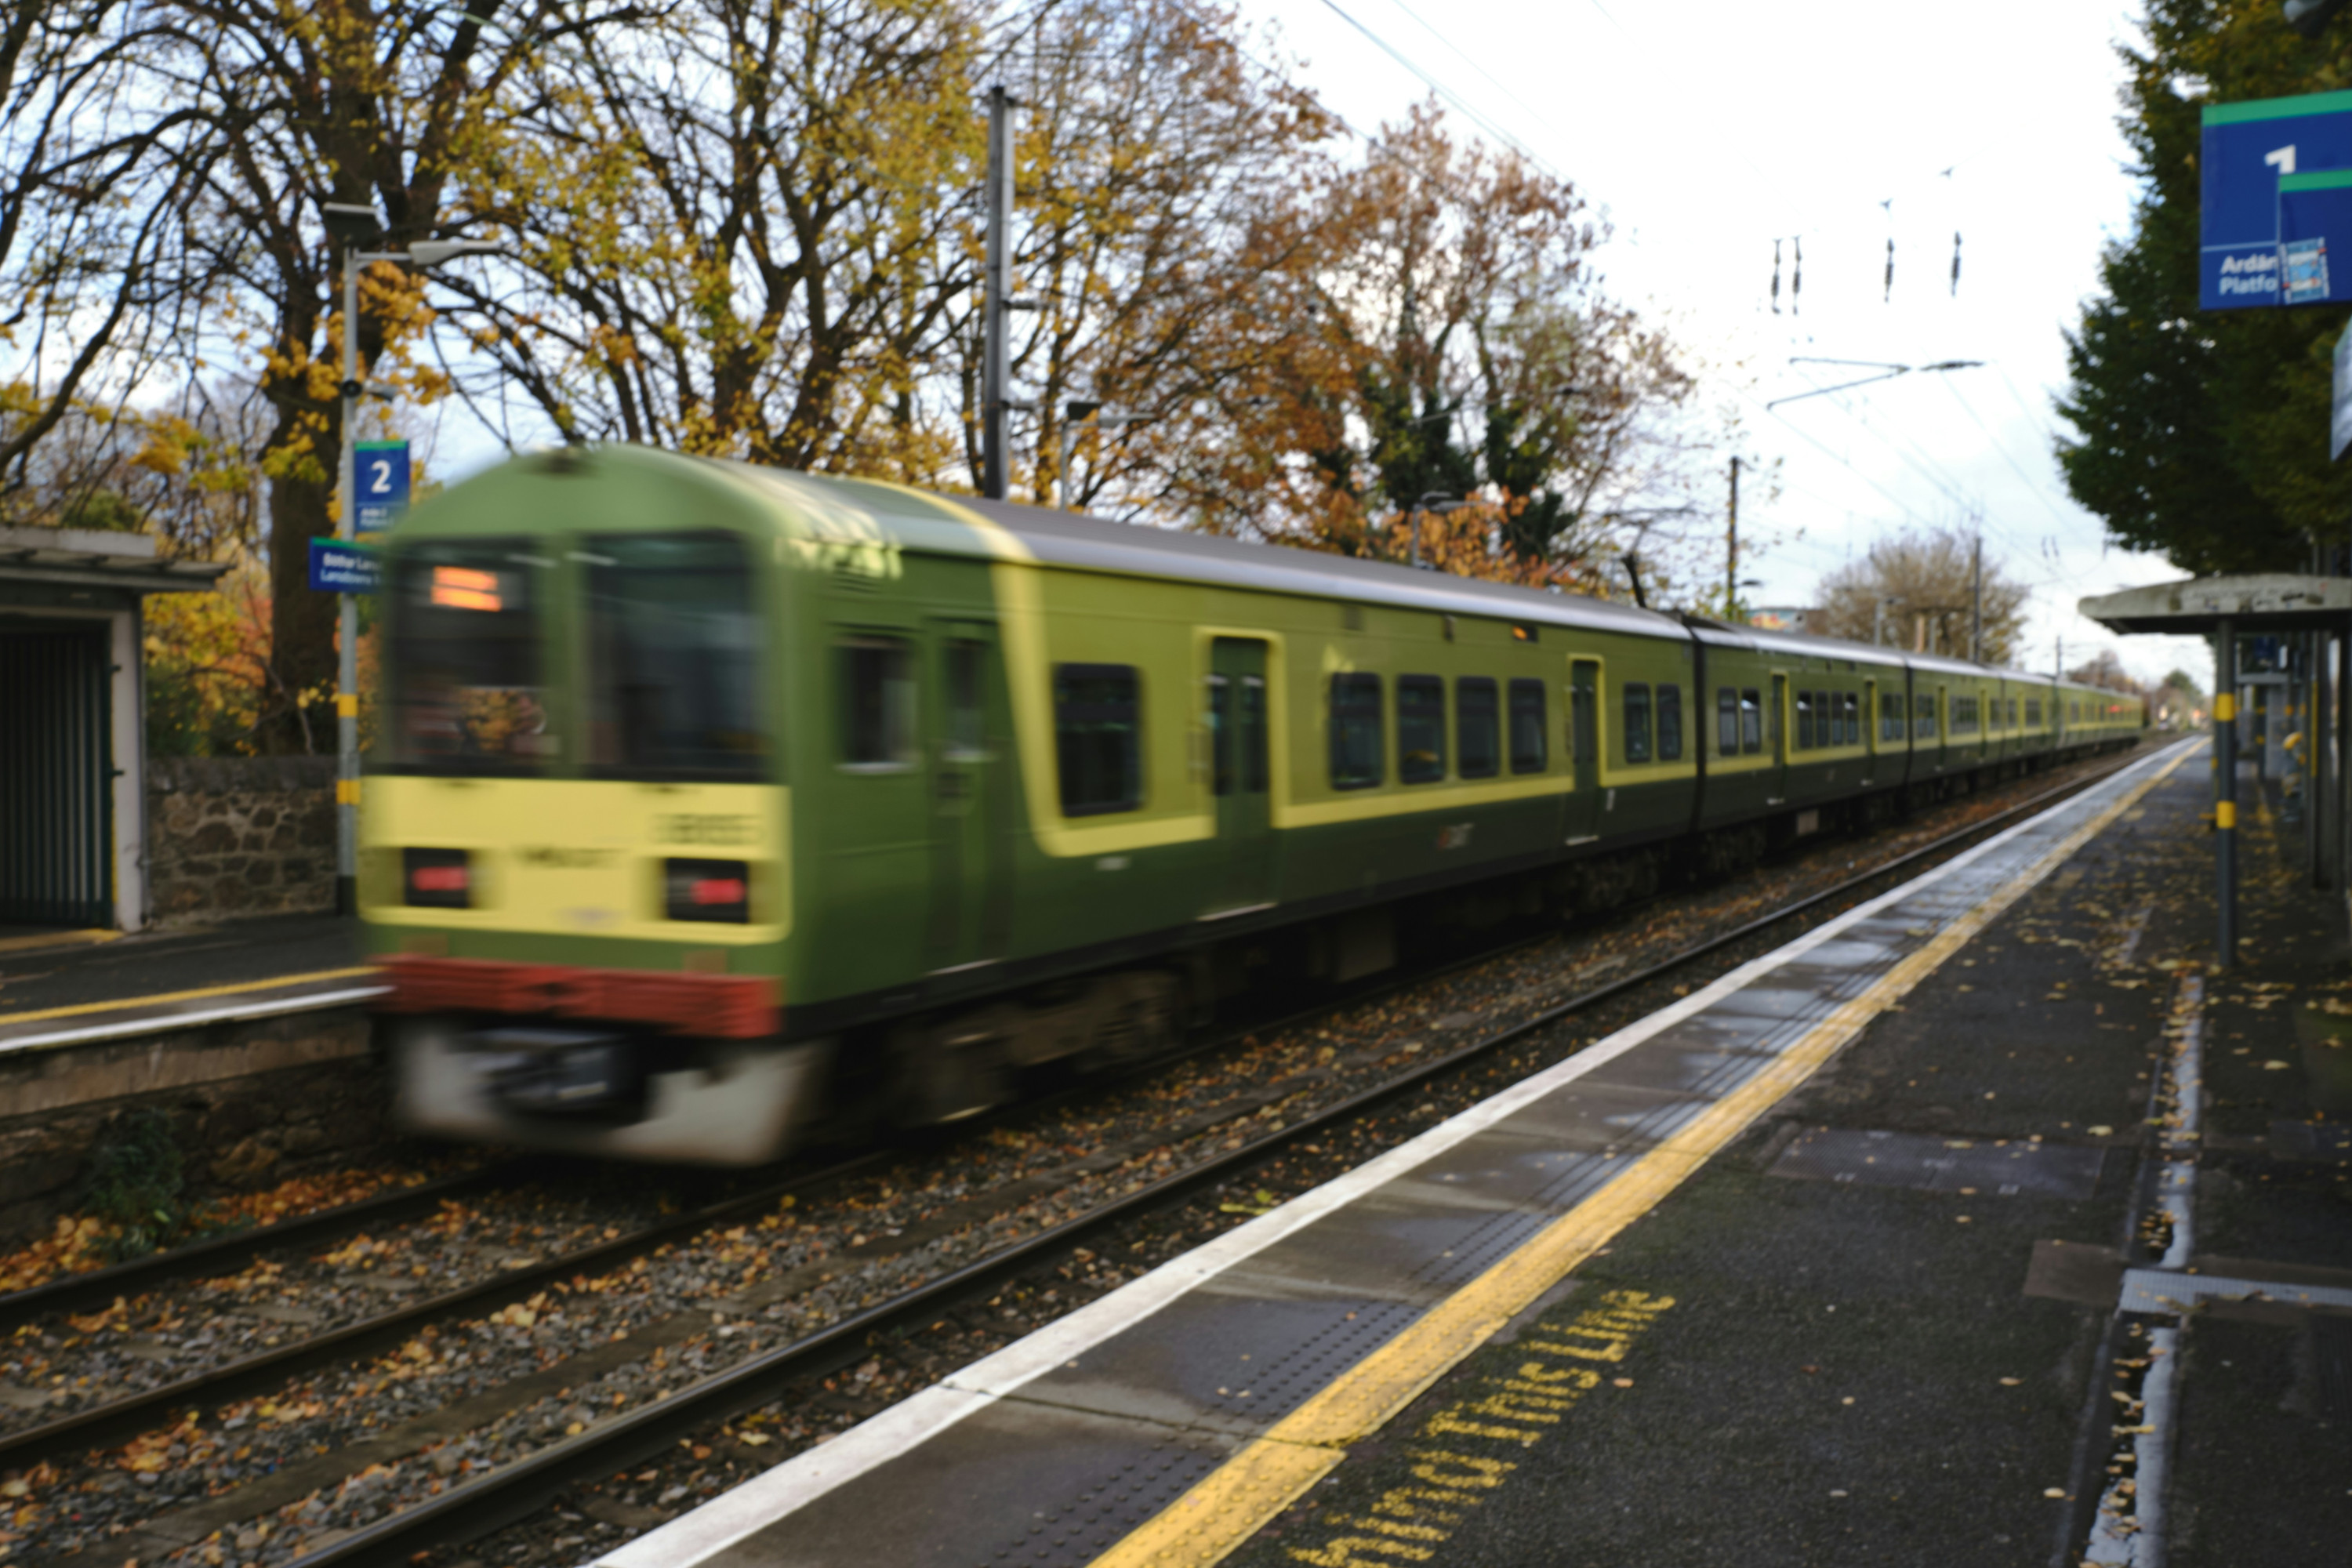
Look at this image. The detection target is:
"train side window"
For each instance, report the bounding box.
[1055,663,1142,815]
[1657,684,1683,761]
[1915,693,1938,739]
[1398,675,1446,783]
[1508,679,1548,773]
[1240,676,1269,793]
[840,638,917,768]
[2027,697,2042,727]
[1739,688,1762,754]
[1843,691,1860,744]
[1717,687,1738,755]
[1330,673,1384,789]
[1457,677,1501,779]
[1880,692,1904,742]
[1795,690,1813,751]
[1623,682,1653,764]
[1207,673,1234,796]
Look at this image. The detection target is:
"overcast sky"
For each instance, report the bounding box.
[1227,0,2214,684]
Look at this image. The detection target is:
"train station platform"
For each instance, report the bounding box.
[594,733,2352,1567]
[0,914,370,1054]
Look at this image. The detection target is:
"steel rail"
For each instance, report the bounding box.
[276,743,2158,1568]
[0,1163,521,1333]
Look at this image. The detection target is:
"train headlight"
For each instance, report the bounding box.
[665,858,750,924]
[404,848,473,909]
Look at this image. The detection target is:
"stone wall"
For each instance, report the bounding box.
[146,756,337,924]
[0,1006,387,1244]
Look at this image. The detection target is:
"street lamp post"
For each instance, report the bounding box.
[1058,402,1149,512]
[1408,492,1465,571]
[319,202,503,915]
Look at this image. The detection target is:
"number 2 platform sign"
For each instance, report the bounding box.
[354,440,409,535]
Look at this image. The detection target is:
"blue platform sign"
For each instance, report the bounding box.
[310,537,381,594]
[354,439,408,535]
[2201,89,2352,309]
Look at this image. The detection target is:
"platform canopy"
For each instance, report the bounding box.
[2079,573,2352,634]
[0,524,230,597]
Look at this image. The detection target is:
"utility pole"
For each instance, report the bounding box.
[981,84,1021,501]
[2055,635,2063,680]
[1969,533,1983,662]
[1726,456,1740,619]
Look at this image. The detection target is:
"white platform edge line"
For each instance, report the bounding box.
[0,986,389,1056]
[590,741,2190,1568]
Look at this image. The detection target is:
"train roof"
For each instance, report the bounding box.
[407,449,2145,706]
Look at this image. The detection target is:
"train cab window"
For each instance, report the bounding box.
[1739,688,1762,754]
[1717,688,1739,755]
[1880,692,1905,742]
[1623,683,1653,764]
[1330,673,1384,789]
[585,534,764,779]
[1398,676,1446,782]
[1056,664,1142,814]
[1457,677,1501,779]
[946,640,989,760]
[1508,679,1548,773]
[1915,693,1939,739]
[1657,684,1683,761]
[1795,691,1813,751]
[387,541,553,771]
[840,637,916,767]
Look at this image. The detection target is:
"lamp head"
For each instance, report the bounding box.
[407,238,506,267]
[320,201,383,249]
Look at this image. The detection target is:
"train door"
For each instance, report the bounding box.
[1864,677,1880,775]
[924,621,1015,970]
[1206,637,1274,913]
[1566,659,1601,840]
[1769,672,1790,800]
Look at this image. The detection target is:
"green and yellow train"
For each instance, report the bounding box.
[362,445,2144,1163]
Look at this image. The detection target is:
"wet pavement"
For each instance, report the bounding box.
[0,915,365,1043]
[1225,749,2352,1568]
[593,743,2302,1568]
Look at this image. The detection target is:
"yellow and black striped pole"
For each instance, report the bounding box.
[2215,618,2238,967]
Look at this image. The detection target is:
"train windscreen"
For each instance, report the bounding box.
[585,533,765,779]
[385,542,554,771]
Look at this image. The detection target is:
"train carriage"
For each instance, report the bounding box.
[363,446,2143,1165]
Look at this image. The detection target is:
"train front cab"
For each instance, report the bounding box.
[360,450,815,1165]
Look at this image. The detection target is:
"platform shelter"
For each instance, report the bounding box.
[2081,572,2352,959]
[0,525,227,931]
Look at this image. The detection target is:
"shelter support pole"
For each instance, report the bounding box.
[2317,632,2336,887]
[2216,619,2238,967]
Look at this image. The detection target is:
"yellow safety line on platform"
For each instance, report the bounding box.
[0,929,120,956]
[0,967,378,1028]
[1088,742,2202,1568]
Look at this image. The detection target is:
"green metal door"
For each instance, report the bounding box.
[924,622,1014,969]
[1207,638,1273,913]
[1566,659,1601,840]
[0,626,113,927]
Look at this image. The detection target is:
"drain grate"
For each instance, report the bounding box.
[2269,1120,2352,1162]
[1768,1127,2104,1200]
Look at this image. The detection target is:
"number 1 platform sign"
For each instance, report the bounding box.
[2202,89,2352,309]
[354,440,409,535]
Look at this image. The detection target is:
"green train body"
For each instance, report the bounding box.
[362,446,2145,1163]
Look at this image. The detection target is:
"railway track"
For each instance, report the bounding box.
[2,747,2150,1568]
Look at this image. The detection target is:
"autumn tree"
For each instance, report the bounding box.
[1810,524,2027,664]
[2056,0,2342,574]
